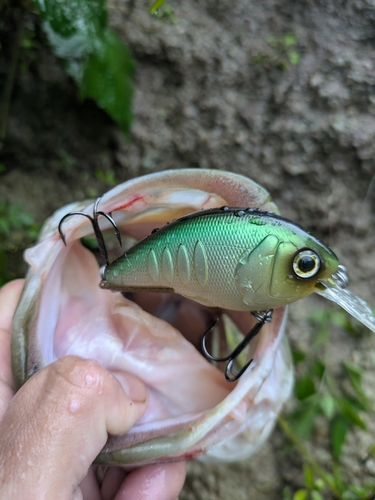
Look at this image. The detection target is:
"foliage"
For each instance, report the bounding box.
[252,33,301,69]
[152,5,177,23]
[95,167,117,186]
[32,0,134,135]
[19,22,40,73]
[150,0,167,14]
[0,201,39,286]
[280,308,375,500]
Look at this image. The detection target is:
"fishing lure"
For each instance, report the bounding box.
[97,205,375,338]
[59,200,368,381]
[98,206,338,307]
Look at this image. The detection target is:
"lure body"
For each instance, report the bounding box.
[101,207,339,310]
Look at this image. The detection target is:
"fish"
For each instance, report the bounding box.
[11,168,375,467]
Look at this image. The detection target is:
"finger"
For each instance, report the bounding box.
[115,462,186,500]
[0,355,147,499]
[100,466,126,500]
[0,279,24,332]
[0,280,24,415]
[79,466,102,500]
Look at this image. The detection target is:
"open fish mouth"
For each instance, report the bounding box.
[12,169,293,466]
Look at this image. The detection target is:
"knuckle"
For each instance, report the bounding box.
[51,356,106,396]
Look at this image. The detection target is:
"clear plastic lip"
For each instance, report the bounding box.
[317,266,375,334]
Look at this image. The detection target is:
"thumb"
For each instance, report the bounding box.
[0,356,147,499]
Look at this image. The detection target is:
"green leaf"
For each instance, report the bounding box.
[0,219,9,237]
[289,398,320,439]
[322,472,339,491]
[331,464,344,492]
[337,397,367,430]
[33,0,107,38]
[312,322,329,348]
[311,492,324,500]
[222,314,247,367]
[309,309,330,347]
[293,490,308,500]
[288,50,301,65]
[95,168,117,186]
[295,374,316,400]
[33,0,134,133]
[266,35,277,46]
[17,212,34,226]
[330,416,348,460]
[292,349,306,365]
[150,0,167,14]
[79,29,134,134]
[319,393,336,419]
[313,478,325,491]
[309,309,328,323]
[342,361,371,409]
[312,359,325,380]
[342,360,362,379]
[282,487,293,500]
[284,34,297,46]
[342,395,368,412]
[303,464,314,489]
[330,310,353,331]
[81,236,100,251]
[342,484,375,500]
[152,5,177,22]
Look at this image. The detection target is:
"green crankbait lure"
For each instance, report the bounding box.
[59,201,375,381]
[100,206,338,311]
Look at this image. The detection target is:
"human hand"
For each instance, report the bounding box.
[0,280,186,499]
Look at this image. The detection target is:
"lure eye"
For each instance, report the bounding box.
[293,250,321,279]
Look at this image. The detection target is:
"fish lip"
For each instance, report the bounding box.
[13,169,294,465]
[93,305,290,466]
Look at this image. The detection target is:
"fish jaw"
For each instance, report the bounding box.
[12,169,293,465]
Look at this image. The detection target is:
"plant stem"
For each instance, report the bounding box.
[277,415,342,499]
[0,8,24,150]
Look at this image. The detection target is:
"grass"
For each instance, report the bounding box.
[280,307,375,500]
[0,201,39,286]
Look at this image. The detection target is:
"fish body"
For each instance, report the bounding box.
[101,206,339,310]
[12,169,295,466]
[15,168,375,468]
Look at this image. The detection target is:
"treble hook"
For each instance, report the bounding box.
[58,197,122,266]
[201,309,273,382]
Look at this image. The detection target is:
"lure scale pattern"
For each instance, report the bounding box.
[101,207,338,311]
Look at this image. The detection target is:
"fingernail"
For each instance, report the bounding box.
[112,371,148,403]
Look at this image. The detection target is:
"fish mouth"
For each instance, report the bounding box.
[13,169,294,465]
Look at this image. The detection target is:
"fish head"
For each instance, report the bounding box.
[235,217,339,309]
[12,169,294,466]
[269,229,339,302]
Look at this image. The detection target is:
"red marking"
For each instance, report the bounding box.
[155,442,203,462]
[183,449,203,460]
[113,195,145,212]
